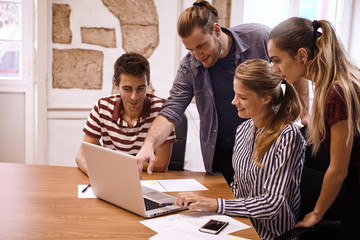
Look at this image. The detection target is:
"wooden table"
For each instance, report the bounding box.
[0,163,259,239]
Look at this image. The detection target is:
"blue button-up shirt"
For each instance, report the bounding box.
[159,23,271,173]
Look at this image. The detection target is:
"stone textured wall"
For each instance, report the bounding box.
[213,0,232,28]
[102,0,159,58]
[52,49,103,89]
[51,0,231,91]
[81,27,117,48]
[52,3,72,44]
[52,0,159,91]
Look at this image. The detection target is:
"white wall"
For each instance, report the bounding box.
[49,0,180,108]
[0,92,25,163]
[47,0,205,171]
[349,0,360,67]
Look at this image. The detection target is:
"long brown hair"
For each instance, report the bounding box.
[269,17,360,154]
[235,59,302,167]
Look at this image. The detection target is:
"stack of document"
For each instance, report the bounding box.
[140,210,251,240]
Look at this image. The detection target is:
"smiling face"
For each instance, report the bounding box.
[232,80,271,128]
[267,39,307,84]
[181,26,222,68]
[115,73,148,117]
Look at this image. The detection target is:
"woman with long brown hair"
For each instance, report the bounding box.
[268,17,360,239]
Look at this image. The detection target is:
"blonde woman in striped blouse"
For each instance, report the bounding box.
[175,59,306,239]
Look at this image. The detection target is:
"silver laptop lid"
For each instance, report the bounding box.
[82,142,147,217]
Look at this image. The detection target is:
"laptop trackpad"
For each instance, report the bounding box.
[142,186,176,204]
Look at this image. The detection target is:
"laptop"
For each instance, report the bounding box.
[82,141,187,218]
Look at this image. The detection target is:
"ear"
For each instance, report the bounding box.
[213,22,221,37]
[113,78,119,90]
[263,95,272,105]
[297,48,309,64]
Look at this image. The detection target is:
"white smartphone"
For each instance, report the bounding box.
[199,219,229,234]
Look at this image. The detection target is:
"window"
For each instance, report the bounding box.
[298,0,343,31]
[0,0,21,79]
[0,0,35,165]
[230,0,351,50]
[239,0,344,30]
[241,0,289,28]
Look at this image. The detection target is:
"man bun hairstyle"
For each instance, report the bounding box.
[177,0,218,38]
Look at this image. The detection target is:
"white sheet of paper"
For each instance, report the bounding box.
[78,184,96,198]
[150,233,250,240]
[140,210,250,240]
[141,179,208,192]
[78,178,206,199]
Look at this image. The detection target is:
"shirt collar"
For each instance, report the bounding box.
[222,27,249,60]
[112,94,152,127]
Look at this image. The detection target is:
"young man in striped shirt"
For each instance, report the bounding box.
[75,53,176,176]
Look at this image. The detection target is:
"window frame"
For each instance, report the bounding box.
[0,0,35,164]
[0,0,25,86]
[230,0,354,51]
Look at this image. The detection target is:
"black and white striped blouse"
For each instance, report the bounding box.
[217,119,305,240]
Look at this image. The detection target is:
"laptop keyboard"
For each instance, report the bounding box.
[144,198,163,211]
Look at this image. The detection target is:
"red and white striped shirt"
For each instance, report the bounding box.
[83,93,176,155]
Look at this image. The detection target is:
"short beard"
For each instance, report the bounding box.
[204,36,222,68]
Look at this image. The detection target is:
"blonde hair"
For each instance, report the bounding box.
[177,0,218,38]
[269,17,360,154]
[235,59,302,167]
